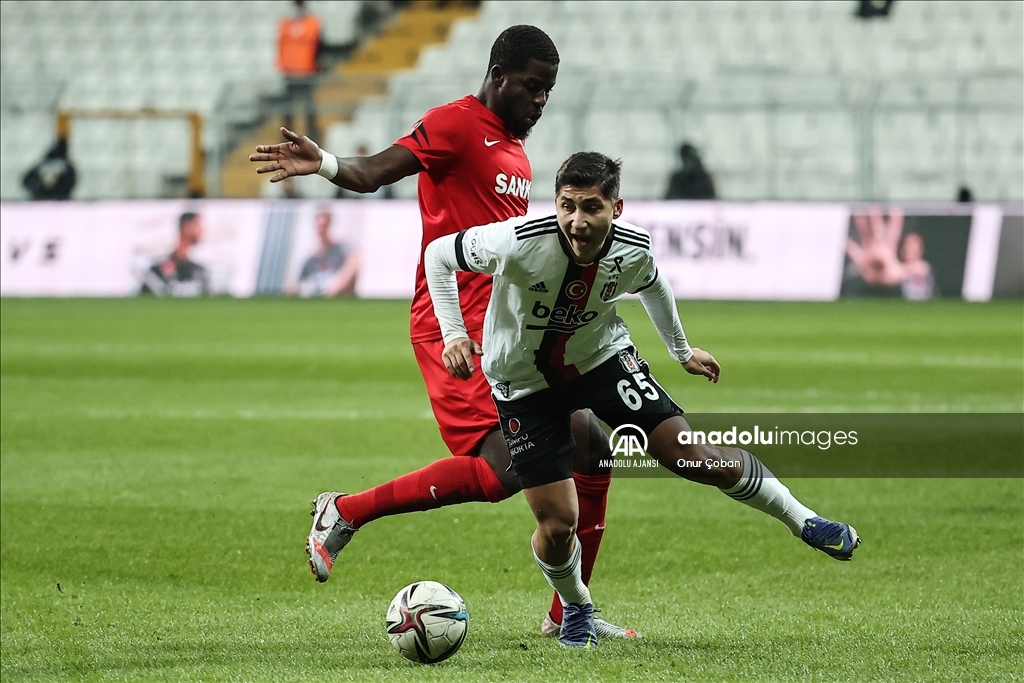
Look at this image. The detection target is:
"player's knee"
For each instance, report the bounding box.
[537,517,577,549]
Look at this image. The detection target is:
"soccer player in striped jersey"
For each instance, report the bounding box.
[250,26,633,638]
[424,152,861,648]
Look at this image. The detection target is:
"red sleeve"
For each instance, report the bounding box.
[393,104,467,175]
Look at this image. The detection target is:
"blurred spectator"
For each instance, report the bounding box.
[336,144,395,199]
[665,142,716,200]
[140,212,209,296]
[22,137,76,200]
[277,0,323,141]
[957,185,974,203]
[357,1,396,38]
[292,208,361,296]
[856,0,895,19]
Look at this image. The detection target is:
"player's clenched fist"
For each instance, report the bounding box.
[682,347,720,383]
[441,337,483,380]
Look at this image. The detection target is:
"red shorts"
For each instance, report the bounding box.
[413,338,499,457]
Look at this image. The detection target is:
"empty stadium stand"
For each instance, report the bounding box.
[1,1,1021,201]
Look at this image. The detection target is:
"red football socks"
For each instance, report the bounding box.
[548,471,611,624]
[335,456,509,529]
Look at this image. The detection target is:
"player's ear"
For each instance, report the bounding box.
[612,198,623,219]
[489,64,506,88]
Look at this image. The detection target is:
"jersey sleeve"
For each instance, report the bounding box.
[393,104,467,173]
[452,217,519,275]
[637,269,693,363]
[423,218,517,345]
[627,252,659,294]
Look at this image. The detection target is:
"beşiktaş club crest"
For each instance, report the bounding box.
[496,381,511,398]
[617,349,641,375]
[600,280,618,301]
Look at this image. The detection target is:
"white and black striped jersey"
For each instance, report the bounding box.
[425,213,693,401]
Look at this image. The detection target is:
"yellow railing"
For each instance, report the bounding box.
[57,108,205,197]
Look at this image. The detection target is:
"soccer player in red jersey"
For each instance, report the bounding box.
[250,25,634,639]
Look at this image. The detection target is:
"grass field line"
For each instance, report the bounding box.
[733,349,1023,369]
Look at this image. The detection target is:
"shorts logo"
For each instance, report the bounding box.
[600,280,618,301]
[617,349,641,375]
[508,418,521,434]
[496,381,511,398]
[565,280,588,300]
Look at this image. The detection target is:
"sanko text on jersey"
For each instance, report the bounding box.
[494,173,531,200]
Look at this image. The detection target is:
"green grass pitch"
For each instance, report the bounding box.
[2,298,1021,682]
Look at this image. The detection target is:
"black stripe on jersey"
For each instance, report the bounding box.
[517,228,559,241]
[409,121,429,149]
[613,225,651,250]
[515,214,558,233]
[515,220,558,240]
[613,236,651,250]
[533,260,585,387]
[516,216,559,241]
[615,224,649,240]
[516,220,557,233]
[632,268,659,294]
[453,230,470,271]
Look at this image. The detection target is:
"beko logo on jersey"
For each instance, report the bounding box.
[494,173,531,200]
[525,300,598,332]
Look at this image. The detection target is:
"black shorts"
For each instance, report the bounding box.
[493,347,684,489]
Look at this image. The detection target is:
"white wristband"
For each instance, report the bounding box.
[316,150,339,180]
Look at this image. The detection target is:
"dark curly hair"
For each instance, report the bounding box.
[488,25,559,75]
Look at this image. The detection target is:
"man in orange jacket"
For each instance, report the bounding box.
[277,0,323,141]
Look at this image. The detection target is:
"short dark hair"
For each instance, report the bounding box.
[488,25,559,74]
[555,152,622,200]
[179,212,199,231]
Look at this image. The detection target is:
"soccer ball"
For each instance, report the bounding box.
[385,580,469,664]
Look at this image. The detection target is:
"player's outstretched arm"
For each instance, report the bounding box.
[249,127,421,193]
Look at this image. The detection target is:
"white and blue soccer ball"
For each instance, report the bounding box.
[385,580,469,664]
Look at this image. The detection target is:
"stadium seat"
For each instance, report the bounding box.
[0,0,1020,201]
